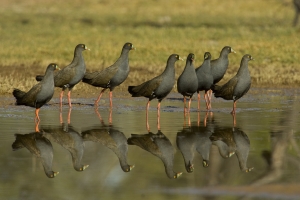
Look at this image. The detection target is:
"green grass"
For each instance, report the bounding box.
[1,0,300,95]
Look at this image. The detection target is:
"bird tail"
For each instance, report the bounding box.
[12,134,24,151]
[211,84,221,93]
[36,75,44,81]
[12,89,26,102]
[82,71,98,84]
[127,86,135,95]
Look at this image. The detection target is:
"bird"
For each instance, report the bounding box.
[212,54,253,114]
[293,0,300,26]
[176,125,212,173]
[12,132,59,178]
[210,127,236,158]
[41,123,89,172]
[207,46,236,108]
[128,131,182,179]
[13,63,59,121]
[128,54,183,130]
[82,42,135,108]
[195,52,214,110]
[233,127,253,172]
[82,126,135,172]
[177,53,198,113]
[36,44,89,108]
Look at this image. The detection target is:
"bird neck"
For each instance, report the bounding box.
[115,50,130,69]
[162,60,176,76]
[236,59,249,75]
[201,59,211,73]
[71,50,84,66]
[41,68,55,85]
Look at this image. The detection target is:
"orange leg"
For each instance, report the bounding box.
[35,108,40,122]
[67,107,72,124]
[188,97,192,113]
[204,92,210,110]
[208,90,213,109]
[157,102,161,131]
[109,91,113,108]
[146,100,150,132]
[35,119,40,132]
[59,109,63,124]
[95,109,104,124]
[95,88,107,108]
[197,92,200,111]
[67,90,72,108]
[232,112,236,127]
[60,90,64,108]
[183,96,187,115]
[109,108,112,125]
[231,100,237,115]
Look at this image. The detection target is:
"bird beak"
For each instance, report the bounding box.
[130,165,135,171]
[231,48,236,53]
[54,171,59,177]
[131,46,136,50]
[179,56,184,61]
[83,165,89,170]
[85,46,91,51]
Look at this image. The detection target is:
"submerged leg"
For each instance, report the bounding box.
[35,119,40,132]
[67,107,72,124]
[95,88,107,108]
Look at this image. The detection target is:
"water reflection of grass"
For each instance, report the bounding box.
[1,0,300,95]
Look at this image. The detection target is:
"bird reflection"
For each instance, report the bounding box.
[176,112,213,173]
[40,123,89,172]
[128,130,182,179]
[210,124,253,172]
[12,132,59,178]
[82,110,134,172]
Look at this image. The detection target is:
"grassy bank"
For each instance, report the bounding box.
[0,0,300,95]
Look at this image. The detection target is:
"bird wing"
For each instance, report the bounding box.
[131,76,163,98]
[215,76,238,100]
[84,65,118,87]
[54,66,76,87]
[21,83,42,107]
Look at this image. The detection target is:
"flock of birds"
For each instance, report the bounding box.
[12,42,254,123]
[12,111,252,179]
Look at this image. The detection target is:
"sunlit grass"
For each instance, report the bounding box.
[1,0,300,95]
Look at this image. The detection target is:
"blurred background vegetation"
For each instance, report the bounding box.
[0,0,300,95]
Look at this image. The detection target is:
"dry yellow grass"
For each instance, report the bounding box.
[0,0,300,95]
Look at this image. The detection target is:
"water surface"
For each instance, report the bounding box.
[1,88,300,200]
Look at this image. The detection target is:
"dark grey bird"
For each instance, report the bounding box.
[294,0,300,26]
[128,54,183,130]
[36,44,89,108]
[82,126,134,172]
[13,63,59,121]
[195,52,214,110]
[177,53,198,113]
[12,132,59,178]
[128,131,182,179]
[207,46,236,108]
[212,54,253,114]
[210,127,236,158]
[233,127,253,172]
[82,42,135,108]
[176,125,212,173]
[41,123,89,172]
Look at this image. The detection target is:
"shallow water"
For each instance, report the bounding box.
[1,88,300,200]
